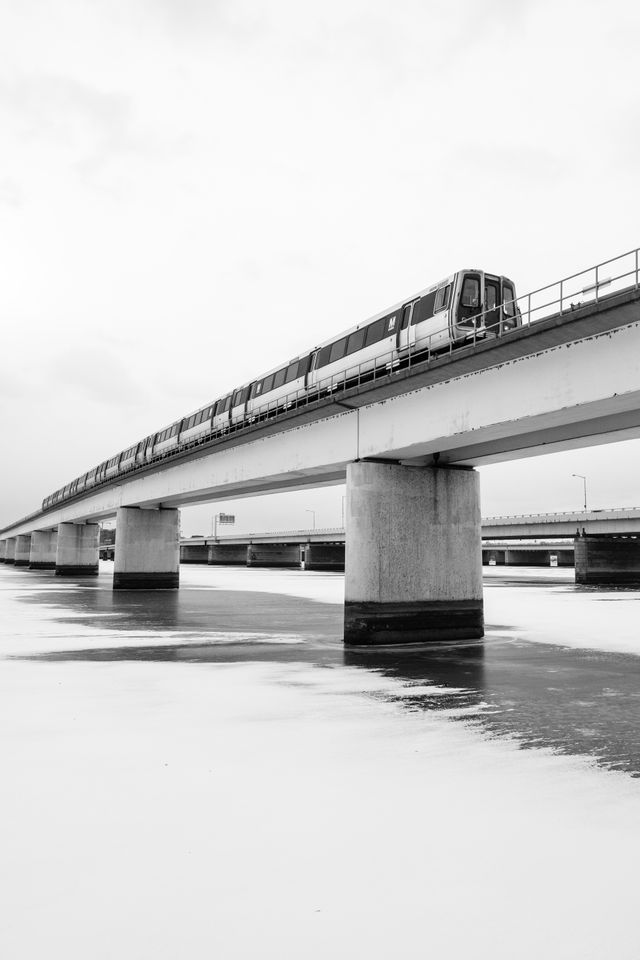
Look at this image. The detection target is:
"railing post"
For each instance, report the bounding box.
[595,264,599,303]
[636,249,639,289]
[559,280,563,314]
[528,293,531,325]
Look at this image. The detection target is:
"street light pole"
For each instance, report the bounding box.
[305,509,316,531]
[572,473,587,511]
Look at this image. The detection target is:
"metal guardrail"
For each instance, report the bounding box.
[3,245,640,535]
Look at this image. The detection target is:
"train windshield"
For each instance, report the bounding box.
[457,273,481,326]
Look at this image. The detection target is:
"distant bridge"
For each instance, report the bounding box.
[177,508,640,546]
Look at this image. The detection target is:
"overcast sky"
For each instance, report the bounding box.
[1,0,639,534]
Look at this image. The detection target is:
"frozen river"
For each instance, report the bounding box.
[1,561,640,959]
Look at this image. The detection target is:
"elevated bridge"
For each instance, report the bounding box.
[3,248,640,641]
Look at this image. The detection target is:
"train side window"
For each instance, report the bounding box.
[171,422,180,436]
[400,304,412,330]
[316,345,332,368]
[386,314,397,334]
[434,284,451,313]
[262,375,274,394]
[298,354,312,376]
[252,381,263,398]
[411,291,438,325]
[284,361,299,383]
[347,328,366,354]
[365,317,386,346]
[273,368,287,389]
[329,337,348,363]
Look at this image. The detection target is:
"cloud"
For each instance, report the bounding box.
[0,177,24,207]
[0,73,185,182]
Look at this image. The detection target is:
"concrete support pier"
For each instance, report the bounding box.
[30,530,58,570]
[114,507,179,589]
[575,535,640,585]
[56,522,100,576]
[344,462,483,645]
[14,534,32,567]
[4,538,17,565]
[0,541,6,563]
[208,544,248,565]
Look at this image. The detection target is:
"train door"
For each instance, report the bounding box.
[484,274,501,334]
[396,302,415,353]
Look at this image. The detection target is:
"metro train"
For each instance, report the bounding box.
[42,268,520,511]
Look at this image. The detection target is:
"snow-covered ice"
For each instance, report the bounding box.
[1,563,640,959]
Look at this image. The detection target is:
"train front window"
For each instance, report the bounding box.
[457,274,481,327]
[461,277,480,309]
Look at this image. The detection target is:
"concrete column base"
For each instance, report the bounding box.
[56,523,100,576]
[114,507,179,590]
[0,541,6,563]
[29,530,58,570]
[344,462,483,646]
[344,599,484,644]
[575,535,640,585]
[14,534,32,566]
[4,538,17,565]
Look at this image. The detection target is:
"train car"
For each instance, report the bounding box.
[153,420,182,458]
[304,269,520,393]
[105,453,122,480]
[119,443,138,473]
[179,404,215,446]
[245,354,313,421]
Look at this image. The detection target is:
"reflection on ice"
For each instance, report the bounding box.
[3,563,640,776]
